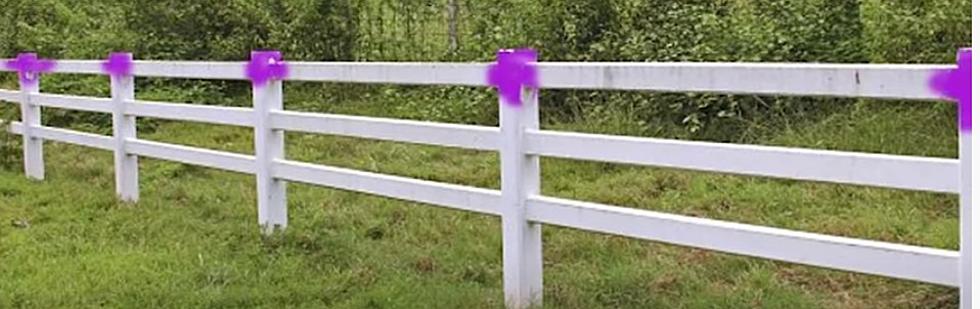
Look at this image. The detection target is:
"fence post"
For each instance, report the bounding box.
[960,117,973,309]
[497,50,543,308]
[251,51,288,234]
[950,48,973,309]
[110,53,139,202]
[17,56,44,180]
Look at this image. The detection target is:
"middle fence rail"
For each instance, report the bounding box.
[0,58,969,308]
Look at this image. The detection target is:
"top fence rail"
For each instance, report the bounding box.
[0,60,953,100]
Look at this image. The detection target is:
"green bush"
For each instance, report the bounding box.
[0,0,971,143]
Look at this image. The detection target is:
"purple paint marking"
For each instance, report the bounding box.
[246,50,288,87]
[4,53,56,86]
[929,48,972,132]
[487,48,538,107]
[102,52,133,77]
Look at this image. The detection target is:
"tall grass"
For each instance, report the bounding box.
[0,95,959,308]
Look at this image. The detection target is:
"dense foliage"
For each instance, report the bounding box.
[0,0,971,140]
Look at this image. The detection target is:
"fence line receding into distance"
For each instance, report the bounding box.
[0,59,971,308]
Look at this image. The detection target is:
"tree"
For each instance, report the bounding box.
[288,0,359,61]
[447,0,459,54]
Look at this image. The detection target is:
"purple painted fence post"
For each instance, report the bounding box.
[104,52,139,202]
[931,48,974,309]
[493,48,543,308]
[248,50,289,234]
[953,48,972,309]
[5,53,56,180]
[929,48,973,308]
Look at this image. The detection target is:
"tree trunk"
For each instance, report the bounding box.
[447,0,459,54]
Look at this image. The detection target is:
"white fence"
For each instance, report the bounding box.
[0,58,971,308]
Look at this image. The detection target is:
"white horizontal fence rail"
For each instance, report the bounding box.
[0,58,969,308]
[526,130,960,193]
[125,100,253,127]
[536,62,951,99]
[31,93,113,113]
[270,110,499,150]
[8,122,113,150]
[526,195,959,286]
[3,61,952,99]
[0,89,18,102]
[126,139,256,174]
[274,159,501,216]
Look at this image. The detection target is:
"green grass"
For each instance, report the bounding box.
[0,99,962,308]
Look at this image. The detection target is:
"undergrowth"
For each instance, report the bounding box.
[0,96,960,308]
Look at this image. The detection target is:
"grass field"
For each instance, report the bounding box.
[0,97,963,308]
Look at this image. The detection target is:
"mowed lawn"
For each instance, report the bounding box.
[0,99,962,308]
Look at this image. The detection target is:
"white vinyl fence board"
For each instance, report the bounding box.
[31,93,113,113]
[273,159,501,216]
[9,122,113,150]
[125,100,253,127]
[132,61,246,80]
[126,139,255,174]
[537,62,950,100]
[526,195,960,287]
[270,110,498,151]
[0,89,19,102]
[526,130,959,193]
[49,60,102,74]
[288,62,488,86]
